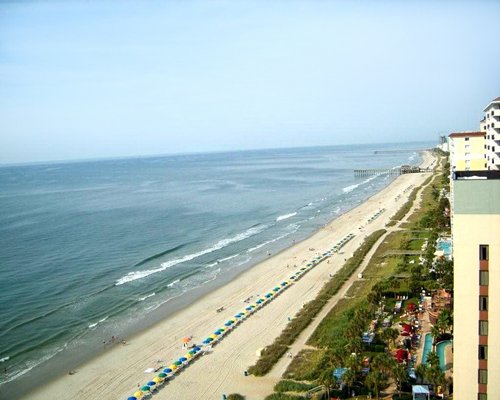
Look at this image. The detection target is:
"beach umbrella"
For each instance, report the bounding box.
[245,306,252,311]
[168,364,178,370]
[265,293,272,298]
[147,381,156,386]
[140,386,151,392]
[163,368,172,374]
[184,353,193,359]
[153,377,162,384]
[158,372,167,378]
[256,299,263,303]
[209,334,218,339]
[128,397,137,400]
[133,391,143,398]
[179,356,188,362]
[194,346,201,351]
[273,287,280,292]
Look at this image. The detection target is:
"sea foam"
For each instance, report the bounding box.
[115,225,267,285]
[276,212,297,222]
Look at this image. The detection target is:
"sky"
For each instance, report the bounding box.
[1,1,500,164]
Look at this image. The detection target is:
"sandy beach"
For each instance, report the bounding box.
[25,151,436,400]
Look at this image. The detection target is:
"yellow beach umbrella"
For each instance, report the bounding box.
[153,377,162,384]
[169,364,178,370]
[184,353,193,359]
[209,334,218,339]
[133,391,144,398]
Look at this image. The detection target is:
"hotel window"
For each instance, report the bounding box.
[480,271,489,286]
[480,245,489,260]
[479,321,488,335]
[479,345,488,360]
[480,296,488,311]
[478,394,487,400]
[479,369,488,384]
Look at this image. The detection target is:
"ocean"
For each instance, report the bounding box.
[0,142,432,395]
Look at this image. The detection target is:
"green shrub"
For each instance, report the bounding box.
[264,393,306,400]
[274,380,317,393]
[227,394,245,400]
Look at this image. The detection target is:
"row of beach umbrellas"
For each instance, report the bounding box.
[126,231,355,399]
[367,208,386,224]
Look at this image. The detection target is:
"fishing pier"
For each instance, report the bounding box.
[354,166,432,177]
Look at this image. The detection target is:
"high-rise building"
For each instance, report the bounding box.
[452,170,500,399]
[483,97,500,170]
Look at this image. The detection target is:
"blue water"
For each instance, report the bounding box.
[437,238,452,257]
[422,332,433,365]
[0,142,432,392]
[422,334,450,372]
[436,340,452,371]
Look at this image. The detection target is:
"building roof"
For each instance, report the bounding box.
[448,131,484,138]
[483,96,500,111]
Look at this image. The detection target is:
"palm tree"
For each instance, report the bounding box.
[365,370,387,399]
[342,368,356,397]
[392,362,409,396]
[382,327,399,349]
[415,364,428,384]
[317,368,334,399]
[426,364,445,392]
[426,351,440,369]
[345,337,364,355]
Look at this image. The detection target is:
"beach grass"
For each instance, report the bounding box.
[248,229,386,376]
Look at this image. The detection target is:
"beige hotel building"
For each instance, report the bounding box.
[452,170,500,399]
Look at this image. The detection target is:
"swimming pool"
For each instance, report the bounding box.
[422,334,450,371]
[436,340,452,371]
[421,333,433,365]
[436,238,452,258]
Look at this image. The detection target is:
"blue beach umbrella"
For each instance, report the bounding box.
[179,357,187,362]
[147,381,156,387]
[163,368,172,374]
[128,397,137,400]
